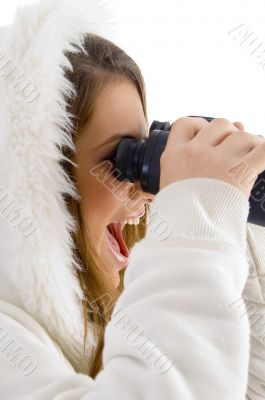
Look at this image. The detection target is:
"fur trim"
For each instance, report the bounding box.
[0,0,117,374]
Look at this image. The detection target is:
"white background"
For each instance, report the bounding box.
[1,0,265,136]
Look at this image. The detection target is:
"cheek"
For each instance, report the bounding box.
[79,171,128,225]
[90,177,118,211]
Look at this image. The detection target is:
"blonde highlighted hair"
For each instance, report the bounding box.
[61,33,151,378]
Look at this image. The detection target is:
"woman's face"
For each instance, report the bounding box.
[74,78,155,287]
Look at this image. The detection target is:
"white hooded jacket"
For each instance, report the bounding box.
[0,0,265,398]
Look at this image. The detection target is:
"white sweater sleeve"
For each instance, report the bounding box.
[241,223,265,399]
[0,178,251,399]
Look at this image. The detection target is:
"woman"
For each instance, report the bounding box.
[0,0,265,398]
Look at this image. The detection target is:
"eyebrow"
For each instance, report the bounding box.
[93,131,148,151]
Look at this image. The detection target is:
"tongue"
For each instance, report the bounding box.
[106,227,120,254]
[107,223,129,258]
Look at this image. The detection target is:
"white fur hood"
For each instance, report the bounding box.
[0,0,117,374]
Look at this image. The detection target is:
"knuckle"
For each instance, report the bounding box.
[176,117,188,124]
[240,131,262,140]
[213,117,231,125]
[252,134,265,145]
[171,117,187,128]
[170,116,209,133]
[189,116,209,124]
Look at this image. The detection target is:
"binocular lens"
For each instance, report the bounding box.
[110,120,171,194]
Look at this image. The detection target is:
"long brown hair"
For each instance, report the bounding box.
[61,33,151,378]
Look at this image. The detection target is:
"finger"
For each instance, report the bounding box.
[166,117,209,149]
[192,118,240,146]
[218,131,265,157]
[233,121,245,131]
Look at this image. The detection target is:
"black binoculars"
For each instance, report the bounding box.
[108,115,265,227]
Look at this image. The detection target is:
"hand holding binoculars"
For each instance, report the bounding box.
[108,115,265,227]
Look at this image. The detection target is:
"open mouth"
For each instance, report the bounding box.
[105,222,129,269]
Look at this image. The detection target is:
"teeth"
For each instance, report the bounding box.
[124,217,140,225]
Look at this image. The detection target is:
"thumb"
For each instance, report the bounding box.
[233,121,245,131]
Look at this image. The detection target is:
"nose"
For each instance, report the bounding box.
[130,181,155,204]
[143,190,155,203]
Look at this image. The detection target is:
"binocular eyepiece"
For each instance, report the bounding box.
[108,115,265,227]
